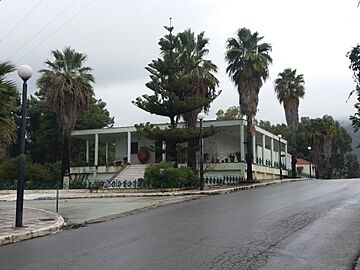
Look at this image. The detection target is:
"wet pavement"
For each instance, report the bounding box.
[1,180,360,270]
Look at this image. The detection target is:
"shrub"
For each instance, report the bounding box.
[144,162,198,188]
[0,156,60,188]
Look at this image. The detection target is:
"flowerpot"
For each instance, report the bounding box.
[137,147,149,164]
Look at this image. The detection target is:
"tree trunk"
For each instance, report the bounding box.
[166,140,178,166]
[187,139,197,169]
[291,155,297,178]
[290,133,297,178]
[245,114,254,182]
[61,134,70,183]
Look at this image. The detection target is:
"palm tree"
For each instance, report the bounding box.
[304,116,336,178]
[37,47,94,178]
[0,61,17,157]
[177,29,219,168]
[274,68,305,178]
[321,115,337,178]
[225,28,272,181]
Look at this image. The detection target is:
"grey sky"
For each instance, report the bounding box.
[1,0,359,126]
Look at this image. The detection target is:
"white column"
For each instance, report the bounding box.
[262,134,265,165]
[127,131,131,164]
[252,134,256,160]
[94,134,99,167]
[105,142,109,165]
[86,139,89,165]
[284,142,288,168]
[162,141,166,161]
[240,124,245,161]
[270,138,274,166]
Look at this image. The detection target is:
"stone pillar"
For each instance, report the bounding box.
[253,134,256,161]
[94,134,98,167]
[262,134,265,165]
[284,142,288,169]
[240,124,245,161]
[86,139,89,165]
[162,141,166,161]
[270,138,274,166]
[105,142,109,165]
[127,131,131,164]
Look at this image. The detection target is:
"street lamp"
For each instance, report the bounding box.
[16,65,32,227]
[307,146,312,179]
[198,112,205,190]
[277,134,282,180]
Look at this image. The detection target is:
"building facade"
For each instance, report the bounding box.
[70,119,291,182]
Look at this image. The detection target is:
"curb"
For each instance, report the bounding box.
[0,208,64,246]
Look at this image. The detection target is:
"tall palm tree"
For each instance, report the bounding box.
[177,29,219,168]
[225,28,272,182]
[274,68,305,178]
[0,61,17,157]
[37,47,94,178]
[321,115,337,178]
[304,116,336,178]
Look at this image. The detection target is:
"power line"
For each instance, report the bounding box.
[16,0,97,64]
[0,0,44,44]
[8,0,78,60]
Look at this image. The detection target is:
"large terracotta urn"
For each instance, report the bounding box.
[137,147,149,164]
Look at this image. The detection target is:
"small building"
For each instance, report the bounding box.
[296,158,316,178]
[70,119,291,182]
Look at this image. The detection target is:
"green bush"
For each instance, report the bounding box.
[69,178,87,189]
[144,162,198,188]
[0,156,60,187]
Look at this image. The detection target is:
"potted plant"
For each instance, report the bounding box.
[228,153,235,162]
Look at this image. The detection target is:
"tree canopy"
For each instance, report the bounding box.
[225,27,272,181]
[0,61,17,157]
[347,44,360,138]
[133,26,219,164]
[37,47,95,178]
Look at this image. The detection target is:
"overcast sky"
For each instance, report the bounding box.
[1,0,360,127]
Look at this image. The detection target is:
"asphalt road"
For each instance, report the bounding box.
[2,180,360,270]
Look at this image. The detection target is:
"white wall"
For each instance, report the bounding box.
[204,131,241,162]
[115,133,155,165]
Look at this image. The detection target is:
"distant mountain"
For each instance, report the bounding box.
[340,119,360,160]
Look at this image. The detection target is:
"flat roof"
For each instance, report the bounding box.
[71,118,287,143]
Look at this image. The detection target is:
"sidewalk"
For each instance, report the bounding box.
[0,207,64,246]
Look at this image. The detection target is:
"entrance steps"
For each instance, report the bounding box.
[113,164,148,181]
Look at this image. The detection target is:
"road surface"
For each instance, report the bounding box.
[2,180,360,270]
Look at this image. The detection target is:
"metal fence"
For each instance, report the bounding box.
[0,181,58,190]
[204,175,246,185]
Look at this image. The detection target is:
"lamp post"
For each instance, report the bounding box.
[307,146,312,179]
[198,112,205,190]
[16,65,32,227]
[277,134,282,180]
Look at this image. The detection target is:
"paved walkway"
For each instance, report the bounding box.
[0,207,64,246]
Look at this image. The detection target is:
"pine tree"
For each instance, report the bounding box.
[133,26,218,164]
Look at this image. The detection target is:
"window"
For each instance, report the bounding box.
[131,142,139,154]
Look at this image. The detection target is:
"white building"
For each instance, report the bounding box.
[296,158,316,178]
[70,119,291,182]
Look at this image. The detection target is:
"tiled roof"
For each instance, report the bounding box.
[297,158,310,165]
